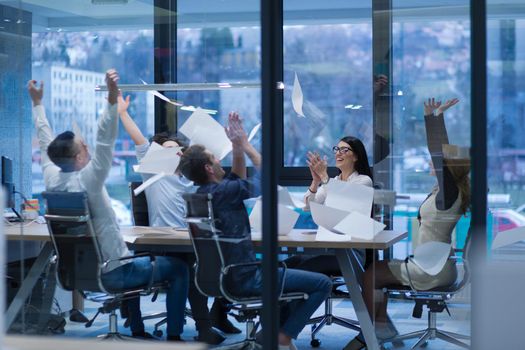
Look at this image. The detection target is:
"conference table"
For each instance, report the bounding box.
[5,222,407,350]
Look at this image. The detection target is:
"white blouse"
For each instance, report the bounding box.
[303,172,373,210]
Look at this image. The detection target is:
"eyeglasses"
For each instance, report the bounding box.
[332,146,353,154]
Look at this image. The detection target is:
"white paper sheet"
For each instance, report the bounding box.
[411,241,452,276]
[135,144,182,175]
[248,123,262,142]
[180,105,217,115]
[309,201,349,231]
[315,225,352,242]
[140,79,182,106]
[292,72,305,117]
[333,211,385,239]
[492,226,525,250]
[133,172,166,196]
[179,108,232,160]
[249,200,300,235]
[325,179,374,217]
[278,186,304,208]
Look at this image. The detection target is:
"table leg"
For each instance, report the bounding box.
[336,248,380,350]
[5,242,54,331]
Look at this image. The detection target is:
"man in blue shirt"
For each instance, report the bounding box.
[178,112,332,350]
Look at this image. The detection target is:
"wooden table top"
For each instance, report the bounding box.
[4,222,407,250]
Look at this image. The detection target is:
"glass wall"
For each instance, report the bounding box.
[2,0,525,348]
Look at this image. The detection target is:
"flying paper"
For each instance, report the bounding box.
[292,72,305,117]
[411,241,452,276]
[135,142,182,175]
[492,226,525,250]
[180,108,232,160]
[248,123,261,142]
[180,105,217,115]
[133,172,166,196]
[140,79,183,106]
[180,108,262,160]
[249,199,300,235]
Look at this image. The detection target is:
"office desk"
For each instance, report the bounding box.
[5,223,407,350]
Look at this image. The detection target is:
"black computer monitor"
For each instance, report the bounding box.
[1,156,16,209]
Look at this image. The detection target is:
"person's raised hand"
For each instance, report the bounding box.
[424,97,442,116]
[307,151,328,182]
[374,74,388,94]
[117,91,131,115]
[306,152,322,183]
[437,98,459,114]
[225,112,248,148]
[28,80,44,106]
[105,69,119,105]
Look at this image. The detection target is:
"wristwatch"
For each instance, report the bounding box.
[321,177,329,185]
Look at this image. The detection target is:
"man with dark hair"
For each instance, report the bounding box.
[179,112,332,350]
[29,71,189,342]
[118,94,238,343]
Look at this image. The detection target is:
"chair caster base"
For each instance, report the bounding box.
[310,338,321,347]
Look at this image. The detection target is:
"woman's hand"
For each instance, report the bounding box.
[424,97,442,116]
[437,98,459,114]
[307,151,328,183]
[117,92,130,115]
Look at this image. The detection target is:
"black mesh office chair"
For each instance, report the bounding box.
[43,191,158,340]
[383,227,472,349]
[183,192,308,349]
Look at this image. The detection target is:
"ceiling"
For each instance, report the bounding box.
[1,0,525,32]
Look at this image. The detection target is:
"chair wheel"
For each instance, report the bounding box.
[420,341,429,347]
[310,339,321,347]
[153,330,163,337]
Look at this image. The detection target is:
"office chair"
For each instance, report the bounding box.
[306,189,397,348]
[42,191,159,340]
[183,192,308,349]
[383,227,472,349]
[128,182,193,337]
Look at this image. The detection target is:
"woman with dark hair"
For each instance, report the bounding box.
[285,136,373,275]
[344,98,471,350]
[303,136,373,210]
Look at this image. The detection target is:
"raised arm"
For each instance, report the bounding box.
[225,112,262,179]
[424,98,459,210]
[28,80,61,187]
[80,69,120,190]
[118,93,148,146]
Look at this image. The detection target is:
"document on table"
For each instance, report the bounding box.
[491,226,525,250]
[333,211,385,239]
[315,226,352,242]
[411,241,452,276]
[292,72,305,117]
[249,199,299,235]
[278,186,304,208]
[325,179,374,216]
[309,202,349,232]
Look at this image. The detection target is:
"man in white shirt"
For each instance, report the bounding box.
[29,70,189,341]
[118,94,239,343]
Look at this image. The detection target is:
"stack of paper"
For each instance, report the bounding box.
[310,179,385,241]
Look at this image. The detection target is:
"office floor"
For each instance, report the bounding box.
[50,293,471,349]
